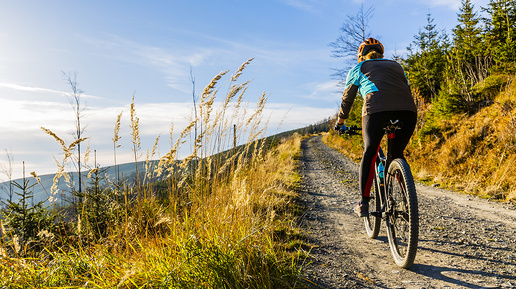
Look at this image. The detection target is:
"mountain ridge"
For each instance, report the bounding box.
[0,160,159,204]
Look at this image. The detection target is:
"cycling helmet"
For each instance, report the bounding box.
[357,38,384,57]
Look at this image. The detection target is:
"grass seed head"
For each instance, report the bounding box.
[113,111,123,143]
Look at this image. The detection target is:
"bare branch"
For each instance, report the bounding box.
[330,4,375,58]
[329,4,376,80]
[62,71,86,199]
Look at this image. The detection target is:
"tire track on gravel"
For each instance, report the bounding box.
[299,135,516,289]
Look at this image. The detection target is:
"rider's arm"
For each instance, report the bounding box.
[335,84,358,130]
[339,84,359,120]
[338,63,361,121]
[334,116,346,131]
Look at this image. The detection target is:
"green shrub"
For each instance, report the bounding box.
[472,74,508,100]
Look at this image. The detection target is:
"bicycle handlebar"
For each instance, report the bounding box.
[336,119,403,136]
[337,125,361,136]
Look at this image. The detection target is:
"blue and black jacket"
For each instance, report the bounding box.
[338,59,417,119]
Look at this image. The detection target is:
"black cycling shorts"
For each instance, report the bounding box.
[360,110,417,198]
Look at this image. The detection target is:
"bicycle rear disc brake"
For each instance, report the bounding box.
[385,159,419,268]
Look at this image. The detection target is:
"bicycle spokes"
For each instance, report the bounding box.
[364,177,381,239]
[392,172,409,221]
[385,159,418,269]
[389,173,410,248]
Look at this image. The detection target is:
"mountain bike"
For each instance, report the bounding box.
[339,121,419,268]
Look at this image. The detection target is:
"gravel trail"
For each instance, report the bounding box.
[299,135,516,289]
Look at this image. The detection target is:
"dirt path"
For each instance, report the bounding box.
[299,135,516,289]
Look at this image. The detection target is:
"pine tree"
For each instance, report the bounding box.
[1,163,54,253]
[447,0,490,103]
[404,14,449,102]
[83,163,115,239]
[453,0,483,62]
[482,0,516,67]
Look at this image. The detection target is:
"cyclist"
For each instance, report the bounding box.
[334,38,417,217]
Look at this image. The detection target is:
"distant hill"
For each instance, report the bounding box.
[0,160,158,205]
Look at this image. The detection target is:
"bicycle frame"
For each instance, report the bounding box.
[373,150,387,218]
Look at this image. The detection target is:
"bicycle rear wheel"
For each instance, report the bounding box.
[364,177,381,238]
[385,158,419,268]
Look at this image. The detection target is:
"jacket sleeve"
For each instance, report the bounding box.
[338,64,361,119]
[339,84,359,119]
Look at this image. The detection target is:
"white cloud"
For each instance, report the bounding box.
[0,83,64,94]
[0,97,195,178]
[297,80,342,102]
[0,99,68,131]
[312,80,341,94]
[0,82,102,100]
[82,34,216,94]
[281,0,317,12]
[187,51,212,67]
[264,103,335,129]
[115,102,193,136]
[421,0,490,10]
[424,0,461,10]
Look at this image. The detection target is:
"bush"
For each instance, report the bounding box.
[433,90,470,117]
[418,74,511,139]
[472,73,509,100]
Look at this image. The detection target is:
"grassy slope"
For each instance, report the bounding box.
[408,75,516,201]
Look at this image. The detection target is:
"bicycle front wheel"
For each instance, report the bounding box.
[385,158,419,268]
[364,176,381,238]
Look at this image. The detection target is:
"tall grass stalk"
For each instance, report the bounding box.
[129,94,143,201]
[113,111,123,187]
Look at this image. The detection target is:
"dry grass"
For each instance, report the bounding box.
[0,60,308,288]
[323,129,363,163]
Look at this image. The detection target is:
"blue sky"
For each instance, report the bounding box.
[0,0,490,179]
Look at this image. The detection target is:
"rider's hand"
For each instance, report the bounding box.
[334,122,346,132]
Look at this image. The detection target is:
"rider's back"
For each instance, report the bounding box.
[347,59,417,116]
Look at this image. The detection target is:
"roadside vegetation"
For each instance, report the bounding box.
[325,0,516,203]
[0,60,310,288]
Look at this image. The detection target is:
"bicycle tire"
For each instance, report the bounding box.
[364,176,381,238]
[384,158,419,268]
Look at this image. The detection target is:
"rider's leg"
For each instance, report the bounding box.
[360,112,386,202]
[388,111,417,160]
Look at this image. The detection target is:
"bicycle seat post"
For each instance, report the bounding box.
[384,119,403,170]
